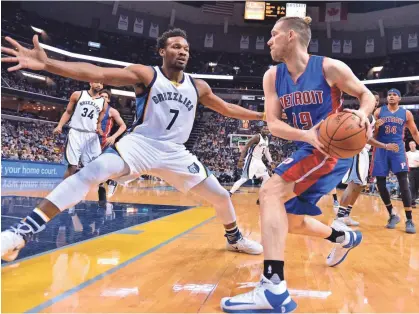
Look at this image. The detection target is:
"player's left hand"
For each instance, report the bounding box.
[270,162,276,170]
[344,109,372,139]
[105,136,116,146]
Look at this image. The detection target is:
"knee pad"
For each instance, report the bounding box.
[376,176,387,190]
[396,172,412,207]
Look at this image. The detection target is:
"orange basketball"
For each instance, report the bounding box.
[318,112,367,158]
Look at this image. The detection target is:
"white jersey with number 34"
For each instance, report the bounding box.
[69,90,105,132]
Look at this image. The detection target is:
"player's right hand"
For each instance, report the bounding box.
[304,121,329,157]
[53,126,62,134]
[238,160,244,169]
[386,143,399,153]
[1,35,48,72]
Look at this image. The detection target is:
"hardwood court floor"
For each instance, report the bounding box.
[2,180,419,313]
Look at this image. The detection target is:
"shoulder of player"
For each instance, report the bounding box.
[192,78,211,98]
[322,57,348,76]
[124,64,156,86]
[109,107,120,117]
[406,109,413,119]
[263,67,277,81]
[70,91,83,102]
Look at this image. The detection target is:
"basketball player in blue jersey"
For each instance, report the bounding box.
[97,89,126,203]
[371,88,418,233]
[1,29,264,261]
[333,91,399,229]
[221,16,375,313]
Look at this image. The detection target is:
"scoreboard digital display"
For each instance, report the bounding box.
[244,1,306,21]
[265,2,287,19]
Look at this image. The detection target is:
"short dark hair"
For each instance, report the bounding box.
[371,91,379,96]
[156,28,188,51]
[99,89,112,99]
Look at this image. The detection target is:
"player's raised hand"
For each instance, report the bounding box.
[1,35,48,72]
[386,143,399,153]
[344,108,372,139]
[304,121,329,157]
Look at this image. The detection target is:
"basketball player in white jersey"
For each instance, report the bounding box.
[230,126,274,204]
[333,91,398,229]
[1,29,264,261]
[53,82,106,178]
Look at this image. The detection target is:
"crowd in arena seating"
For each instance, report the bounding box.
[2,6,419,100]
[1,118,65,163]
[192,113,297,183]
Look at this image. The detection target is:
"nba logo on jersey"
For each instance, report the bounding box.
[188,162,200,174]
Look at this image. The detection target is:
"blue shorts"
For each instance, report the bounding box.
[274,145,352,216]
[371,147,408,177]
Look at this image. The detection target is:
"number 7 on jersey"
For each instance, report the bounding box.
[166,109,179,130]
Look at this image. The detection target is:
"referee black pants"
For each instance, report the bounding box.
[409,167,419,205]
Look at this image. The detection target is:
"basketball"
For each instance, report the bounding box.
[318,112,367,158]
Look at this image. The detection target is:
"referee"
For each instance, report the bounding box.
[407,140,419,208]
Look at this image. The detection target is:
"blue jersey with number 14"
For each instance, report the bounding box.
[275,55,343,147]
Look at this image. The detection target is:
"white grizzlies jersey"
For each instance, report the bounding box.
[248,134,269,160]
[131,67,198,144]
[69,91,105,132]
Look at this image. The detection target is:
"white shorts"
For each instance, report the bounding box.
[342,148,370,186]
[242,155,268,180]
[115,133,210,193]
[65,128,101,166]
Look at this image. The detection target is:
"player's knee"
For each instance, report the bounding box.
[287,215,305,233]
[376,176,387,189]
[259,176,290,203]
[77,159,106,185]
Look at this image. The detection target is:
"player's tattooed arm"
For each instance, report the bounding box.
[194,79,264,121]
[1,35,155,87]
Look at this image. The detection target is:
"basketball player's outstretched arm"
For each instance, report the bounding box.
[406,110,419,145]
[53,91,80,134]
[194,79,264,120]
[1,35,154,87]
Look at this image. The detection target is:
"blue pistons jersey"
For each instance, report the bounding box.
[275,55,343,147]
[376,105,407,144]
[273,55,353,216]
[372,105,408,176]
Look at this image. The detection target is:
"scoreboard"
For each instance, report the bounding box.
[244,1,307,21]
[265,2,287,19]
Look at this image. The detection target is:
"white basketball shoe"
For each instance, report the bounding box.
[226,237,263,255]
[221,275,297,313]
